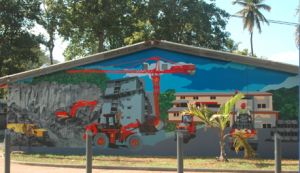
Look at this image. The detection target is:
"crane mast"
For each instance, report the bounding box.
[67,57,196,131]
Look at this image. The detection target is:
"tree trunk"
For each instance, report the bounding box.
[244,149,250,159]
[49,32,54,65]
[250,32,253,57]
[98,32,104,53]
[50,46,54,65]
[219,138,227,161]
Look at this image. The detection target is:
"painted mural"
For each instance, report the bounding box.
[6,48,299,156]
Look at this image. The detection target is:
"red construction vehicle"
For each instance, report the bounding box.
[83,111,143,151]
[175,114,197,143]
[56,100,98,124]
[67,57,196,133]
[229,90,258,151]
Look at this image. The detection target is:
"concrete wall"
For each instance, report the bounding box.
[19,127,299,159]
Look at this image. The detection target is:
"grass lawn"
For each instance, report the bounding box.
[9,152,299,171]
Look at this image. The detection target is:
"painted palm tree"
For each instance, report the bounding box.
[225,38,241,53]
[232,0,271,57]
[183,93,256,161]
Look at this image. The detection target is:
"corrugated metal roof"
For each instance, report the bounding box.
[0,39,298,86]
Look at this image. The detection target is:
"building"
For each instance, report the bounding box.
[167,91,279,128]
[0,40,297,158]
[101,77,154,126]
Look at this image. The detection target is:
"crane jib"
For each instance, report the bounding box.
[65,58,196,132]
[66,69,195,74]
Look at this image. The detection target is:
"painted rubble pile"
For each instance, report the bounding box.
[7,81,104,147]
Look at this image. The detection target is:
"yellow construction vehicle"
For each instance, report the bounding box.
[7,123,51,145]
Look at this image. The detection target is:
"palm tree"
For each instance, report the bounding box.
[232,0,271,57]
[183,93,256,161]
[225,38,241,53]
[233,131,257,159]
[295,27,299,49]
[295,7,299,49]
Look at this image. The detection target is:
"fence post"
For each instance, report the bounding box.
[5,129,11,173]
[275,133,282,173]
[86,130,92,173]
[177,132,183,173]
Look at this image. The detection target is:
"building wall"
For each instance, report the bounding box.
[254,113,277,128]
[5,48,299,158]
[101,77,146,125]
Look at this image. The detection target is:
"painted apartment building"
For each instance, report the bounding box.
[101,77,154,126]
[167,91,279,129]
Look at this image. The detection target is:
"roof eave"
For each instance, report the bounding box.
[0,39,298,86]
[155,40,299,74]
[0,41,155,86]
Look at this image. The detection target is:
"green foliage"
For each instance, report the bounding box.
[184,93,256,161]
[59,0,145,60]
[159,89,176,122]
[233,130,256,158]
[267,86,299,120]
[218,93,244,116]
[235,49,252,56]
[232,0,271,56]
[124,20,154,45]
[0,88,7,100]
[158,89,177,132]
[0,0,44,77]
[232,0,271,33]
[128,0,230,50]
[224,39,241,53]
[38,0,65,65]
[235,49,267,59]
[31,70,111,89]
[164,123,177,132]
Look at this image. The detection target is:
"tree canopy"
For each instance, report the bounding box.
[126,0,231,50]
[232,0,271,56]
[224,38,241,53]
[59,0,231,60]
[38,0,65,65]
[0,0,44,77]
[58,0,144,60]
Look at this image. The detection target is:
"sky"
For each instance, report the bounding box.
[33,0,299,66]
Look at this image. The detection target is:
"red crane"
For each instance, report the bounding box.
[67,57,196,131]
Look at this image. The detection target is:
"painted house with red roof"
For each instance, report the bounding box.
[167,91,279,129]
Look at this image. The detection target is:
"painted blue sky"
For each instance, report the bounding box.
[75,48,297,93]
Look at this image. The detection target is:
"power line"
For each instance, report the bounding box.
[230,15,298,27]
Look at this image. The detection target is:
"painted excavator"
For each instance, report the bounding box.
[56,100,98,124]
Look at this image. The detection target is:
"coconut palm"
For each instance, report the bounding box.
[225,38,241,53]
[295,7,299,49]
[295,27,299,49]
[232,0,271,57]
[183,93,256,161]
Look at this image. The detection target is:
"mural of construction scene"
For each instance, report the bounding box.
[4,45,299,156]
[169,90,298,149]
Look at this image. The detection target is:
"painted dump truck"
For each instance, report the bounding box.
[7,123,51,145]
